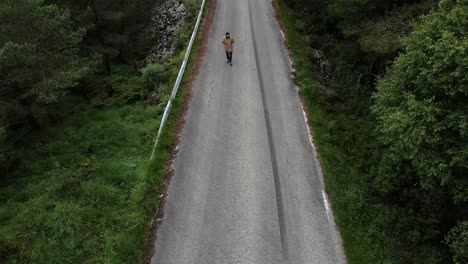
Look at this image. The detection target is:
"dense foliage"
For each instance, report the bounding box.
[0,0,160,176]
[0,0,95,103]
[0,0,204,262]
[280,0,467,262]
[48,0,156,67]
[373,1,468,261]
[0,0,96,172]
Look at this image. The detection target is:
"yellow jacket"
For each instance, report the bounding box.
[222,36,235,52]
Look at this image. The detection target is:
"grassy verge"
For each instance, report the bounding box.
[0,0,208,263]
[276,1,397,263]
[0,103,162,263]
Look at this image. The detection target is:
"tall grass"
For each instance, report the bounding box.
[0,0,207,262]
[0,104,161,263]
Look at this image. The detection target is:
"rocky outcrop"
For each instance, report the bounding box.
[313,49,337,98]
[144,0,188,65]
[313,49,332,84]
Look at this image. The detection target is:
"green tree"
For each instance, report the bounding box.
[47,0,156,69]
[446,221,468,263]
[0,0,95,103]
[0,0,95,173]
[372,0,467,249]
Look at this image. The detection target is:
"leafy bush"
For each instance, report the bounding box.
[184,0,202,18]
[446,221,468,264]
[0,128,6,173]
[88,66,147,106]
[372,0,467,258]
[372,0,467,205]
[142,63,170,93]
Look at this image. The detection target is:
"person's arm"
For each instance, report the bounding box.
[222,38,227,49]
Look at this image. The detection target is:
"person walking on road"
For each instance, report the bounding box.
[222,32,235,66]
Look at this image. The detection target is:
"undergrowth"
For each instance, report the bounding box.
[0,0,207,262]
[0,103,162,263]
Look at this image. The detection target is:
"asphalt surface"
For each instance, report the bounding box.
[151,0,346,263]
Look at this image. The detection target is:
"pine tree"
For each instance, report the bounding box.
[0,0,96,172]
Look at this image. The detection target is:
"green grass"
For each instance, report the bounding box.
[0,103,163,263]
[0,0,208,262]
[275,1,397,263]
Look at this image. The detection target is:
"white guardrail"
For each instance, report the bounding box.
[150,0,207,160]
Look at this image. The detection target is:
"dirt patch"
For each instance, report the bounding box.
[142,0,217,263]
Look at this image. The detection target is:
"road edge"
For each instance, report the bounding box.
[142,0,217,262]
[271,0,348,262]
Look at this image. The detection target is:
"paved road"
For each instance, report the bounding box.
[151,0,345,263]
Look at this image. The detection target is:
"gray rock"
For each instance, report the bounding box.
[176,3,186,13]
[141,0,190,68]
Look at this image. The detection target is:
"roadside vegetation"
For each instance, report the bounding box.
[276,0,467,263]
[0,0,205,262]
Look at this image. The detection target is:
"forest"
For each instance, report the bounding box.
[278,0,467,262]
[0,0,203,262]
[0,0,155,176]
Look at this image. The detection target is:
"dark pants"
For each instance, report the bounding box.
[226,51,233,62]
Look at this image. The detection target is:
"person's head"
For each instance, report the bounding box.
[226,32,230,38]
